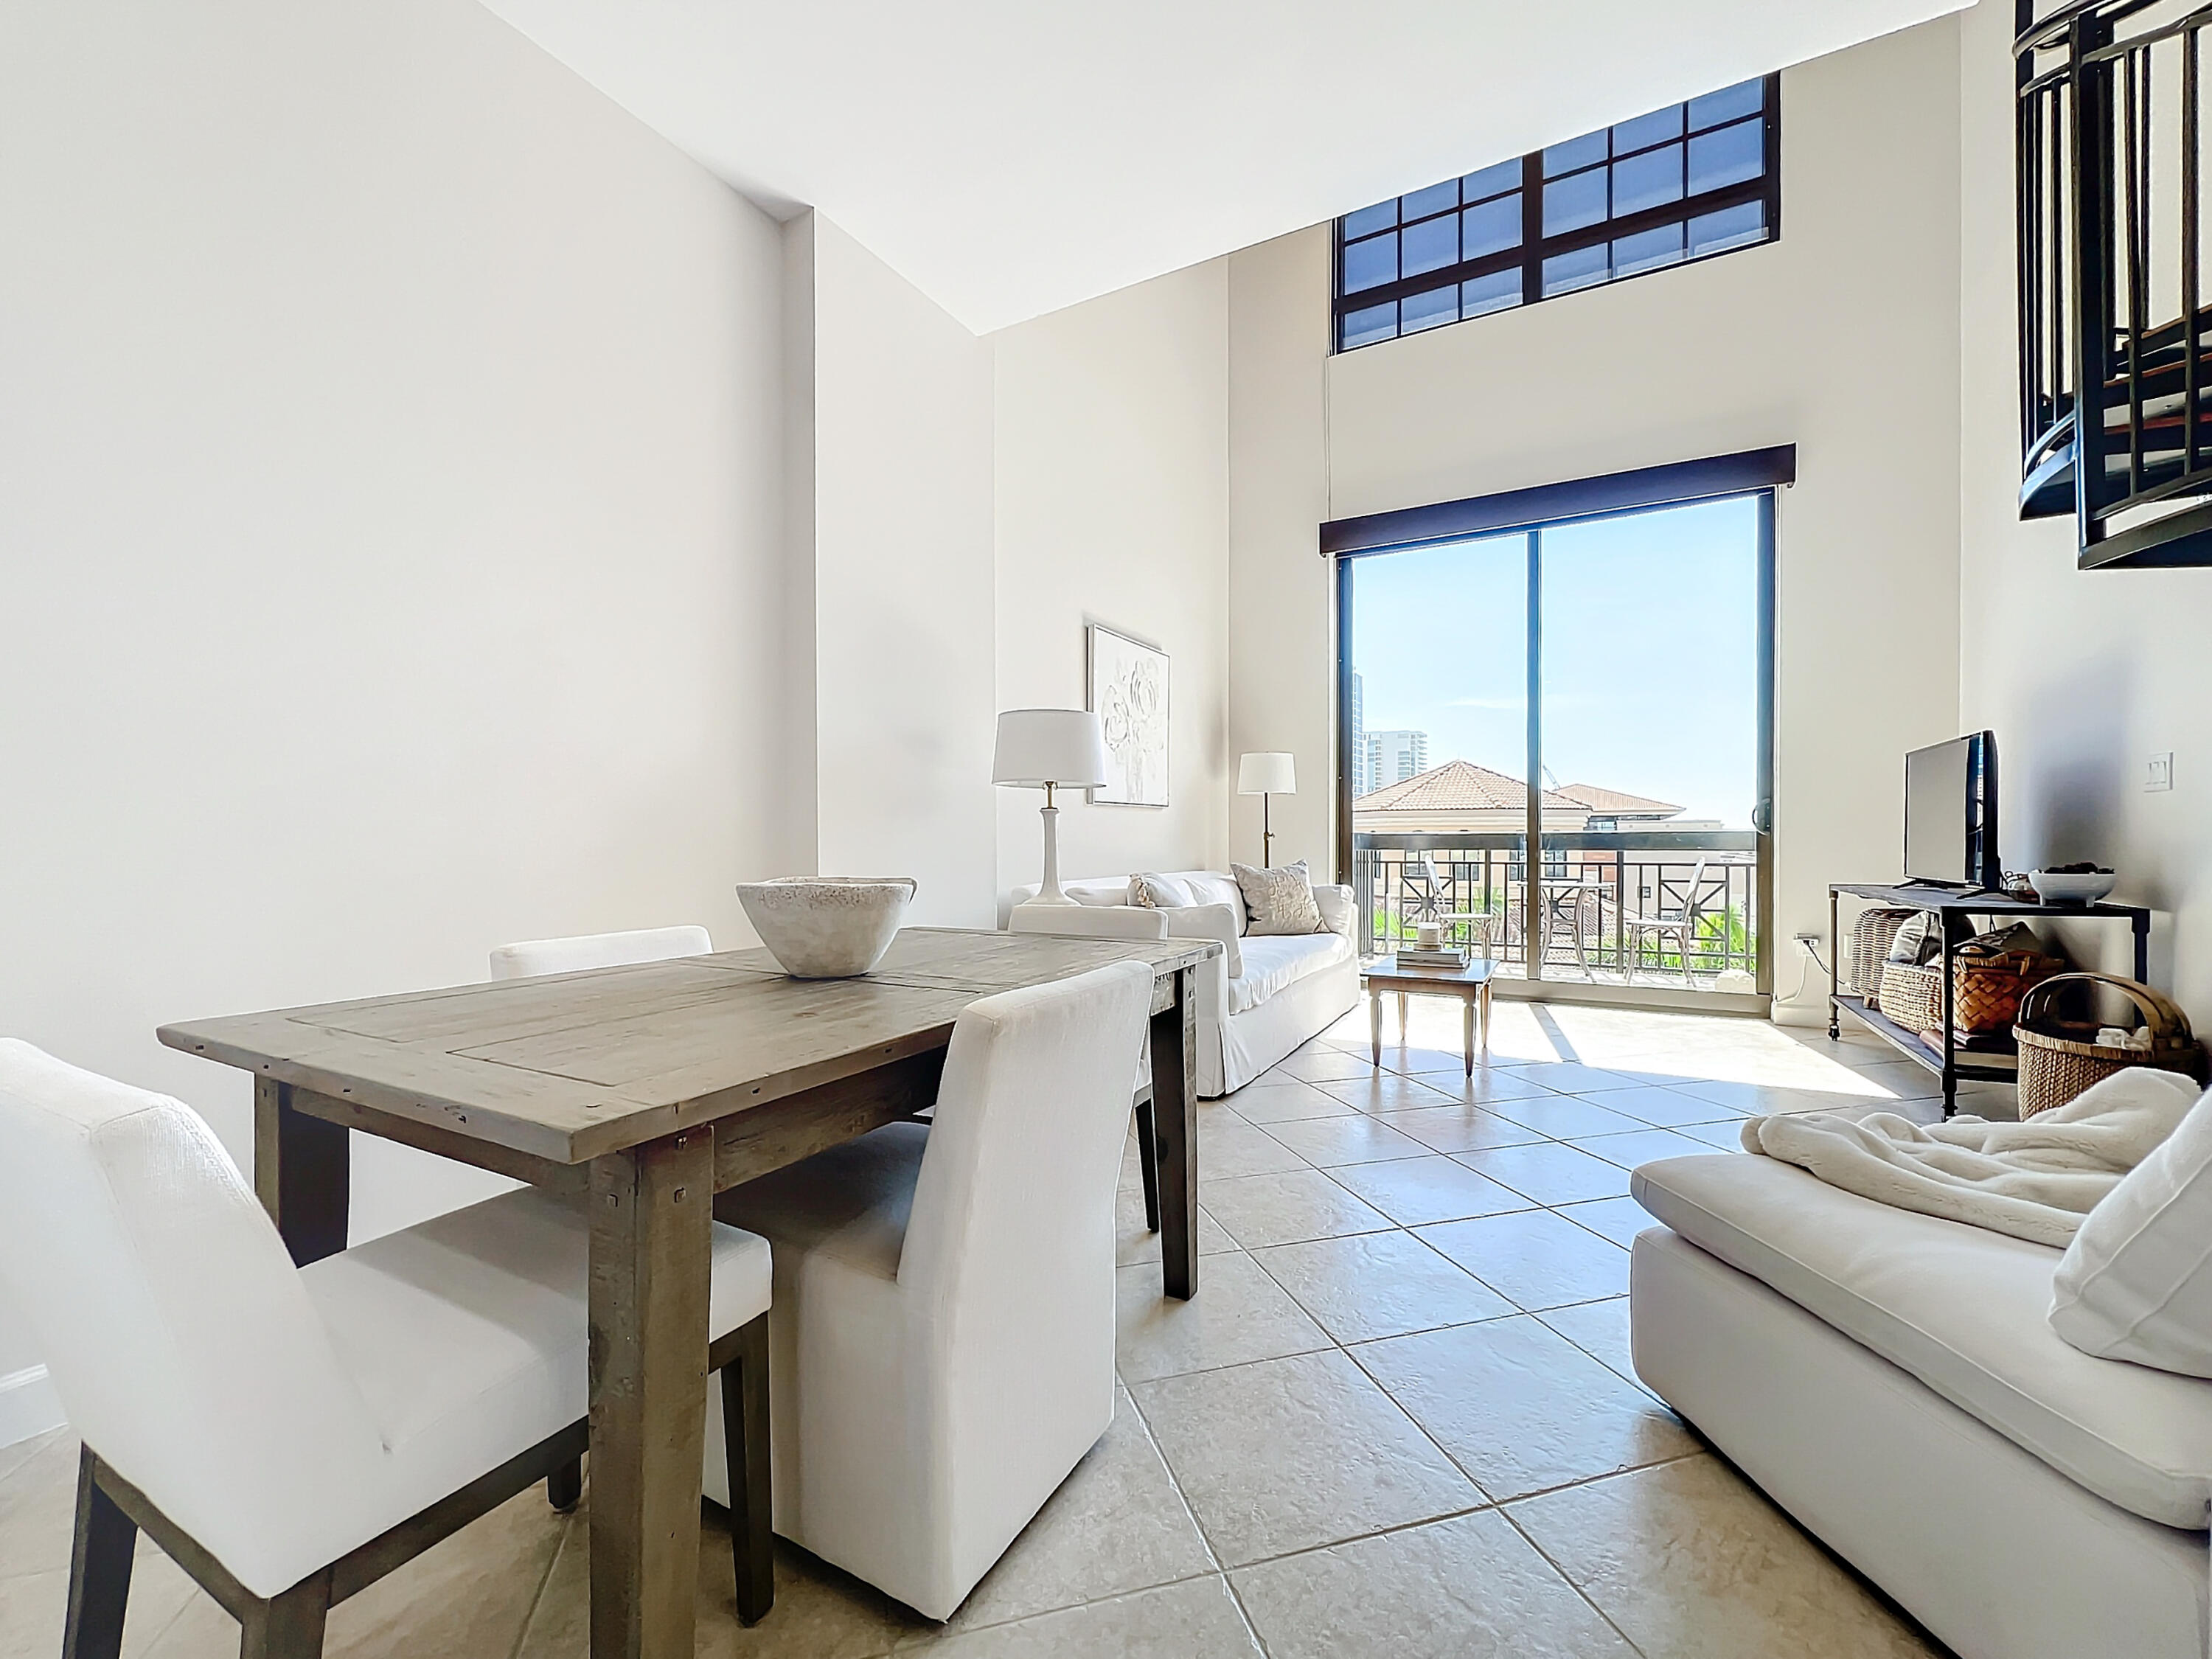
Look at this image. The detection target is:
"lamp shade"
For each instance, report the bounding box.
[992,709,1111,787]
[1237,752,1295,795]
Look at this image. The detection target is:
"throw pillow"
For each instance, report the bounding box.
[1888,911,1941,965]
[2051,1079,2212,1375]
[1231,860,1324,936]
[1129,872,1193,909]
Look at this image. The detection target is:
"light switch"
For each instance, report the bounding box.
[2147,752,2174,792]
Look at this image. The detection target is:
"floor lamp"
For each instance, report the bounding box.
[1238,752,1295,866]
[993,709,1112,905]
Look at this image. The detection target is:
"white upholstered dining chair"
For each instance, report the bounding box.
[0,1039,776,1655]
[708,959,1155,1621]
[487,922,713,981]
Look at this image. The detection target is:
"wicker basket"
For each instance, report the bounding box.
[1877,960,1944,1036]
[2013,973,2207,1119]
[1850,907,1919,999]
[1952,949,2059,1036]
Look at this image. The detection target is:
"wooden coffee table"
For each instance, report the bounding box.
[1363,956,1496,1077]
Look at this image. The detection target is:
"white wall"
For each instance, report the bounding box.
[801,214,997,923]
[1227,17,1966,1020]
[0,0,787,1388]
[1228,231,1338,874]
[992,263,1234,901]
[1956,0,2212,1009]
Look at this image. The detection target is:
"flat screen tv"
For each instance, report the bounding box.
[1905,732,2000,889]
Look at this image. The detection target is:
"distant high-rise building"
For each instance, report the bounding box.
[1366,729,1428,788]
[1347,672,1366,797]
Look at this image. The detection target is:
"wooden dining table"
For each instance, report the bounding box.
[157,926,1220,1659]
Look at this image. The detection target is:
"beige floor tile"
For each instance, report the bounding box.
[1116,1183,1237,1266]
[1367,1067,1560,1106]
[1379,1046,1495,1079]
[1134,1350,1480,1566]
[1197,1169,1393,1250]
[1259,1115,1430,1169]
[1569,1127,1723,1170]
[1534,1296,1645,1391]
[0,1432,82,1580]
[512,1500,919,1659]
[1672,1119,1755,1150]
[1228,1079,1366,1124]
[1251,1231,1514,1343]
[1504,1063,1649,1095]
[1231,1509,1637,1659]
[1416,1210,1630,1311]
[1324,1154,1532,1226]
[1310,1072,1461,1114]
[1587,1085,1750,1127]
[1674,1079,1888,1115]
[1113,1254,1331,1383]
[0,1548,200,1659]
[1354,1317,1694,1501]
[1197,1119,1311,1180]
[148,1481,568,1659]
[939,1394,1214,1632]
[1554,1197,1657,1251]
[899,1575,1261,1658]
[0,1428,63,1500]
[1453,1141,1631,1206]
[1368,1105,1548,1154]
[1509,1456,1944,1659]
[1273,1047,1378,1085]
[1481,1094,1652,1140]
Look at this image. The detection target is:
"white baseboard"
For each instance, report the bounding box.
[0,1364,66,1450]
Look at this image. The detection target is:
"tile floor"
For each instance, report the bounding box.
[0,1000,1980,1658]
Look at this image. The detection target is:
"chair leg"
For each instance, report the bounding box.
[65,1449,136,1659]
[1133,1099,1161,1233]
[238,1571,330,1659]
[546,1457,582,1513]
[720,1312,774,1626]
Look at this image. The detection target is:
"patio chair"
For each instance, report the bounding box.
[1623,859,1723,986]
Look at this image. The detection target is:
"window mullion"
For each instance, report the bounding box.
[1519,153,1544,306]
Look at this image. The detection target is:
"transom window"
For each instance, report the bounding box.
[1334,75,1780,352]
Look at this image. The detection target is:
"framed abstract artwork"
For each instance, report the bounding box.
[1086,624,1169,806]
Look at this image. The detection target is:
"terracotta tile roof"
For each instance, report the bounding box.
[1550,782,1683,817]
[1355,758,1585,813]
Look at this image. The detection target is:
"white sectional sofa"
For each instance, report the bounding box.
[1630,1153,2212,1659]
[1000,870,1360,1097]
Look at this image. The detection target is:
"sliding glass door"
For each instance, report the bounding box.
[1339,490,1774,1006]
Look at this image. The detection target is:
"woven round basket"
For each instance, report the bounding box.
[2013,973,2206,1119]
[1851,907,1919,999]
[1877,960,1944,1036]
[1952,949,2059,1036]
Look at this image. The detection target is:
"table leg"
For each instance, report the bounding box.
[253,1078,349,1267]
[1462,995,1475,1079]
[1397,992,1408,1040]
[1368,990,1382,1066]
[1151,966,1199,1301]
[1480,980,1492,1060]
[589,1128,714,1659]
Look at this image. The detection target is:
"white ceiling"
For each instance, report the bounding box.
[481,0,1969,334]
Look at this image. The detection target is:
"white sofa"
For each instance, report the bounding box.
[1000,870,1360,1097]
[1630,1153,2212,1659]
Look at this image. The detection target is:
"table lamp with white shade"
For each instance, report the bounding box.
[993,709,1112,906]
[1238,751,1296,866]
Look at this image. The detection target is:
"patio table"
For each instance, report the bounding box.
[158,927,1217,1659]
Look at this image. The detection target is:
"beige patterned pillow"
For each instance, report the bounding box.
[1231,860,1324,936]
[1129,872,1193,908]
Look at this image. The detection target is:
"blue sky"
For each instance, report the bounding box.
[1350,495,1759,825]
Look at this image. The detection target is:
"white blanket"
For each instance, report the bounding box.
[1741,1068,2205,1248]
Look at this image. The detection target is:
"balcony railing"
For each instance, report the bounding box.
[1352,830,1761,984]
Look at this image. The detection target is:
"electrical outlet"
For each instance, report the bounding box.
[1793,931,1823,946]
[2148,752,2174,793]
